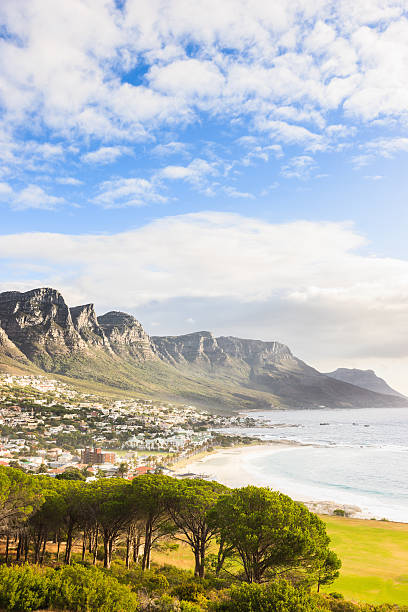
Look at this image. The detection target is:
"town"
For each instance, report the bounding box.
[0,374,261,480]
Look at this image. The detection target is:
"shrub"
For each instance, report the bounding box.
[180,602,203,611]
[171,581,205,602]
[0,565,51,611]
[146,573,170,594]
[0,563,139,612]
[215,579,324,611]
[51,564,139,612]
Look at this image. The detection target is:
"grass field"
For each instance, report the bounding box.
[151,516,408,606]
[323,516,408,605]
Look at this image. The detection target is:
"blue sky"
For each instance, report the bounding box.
[1,0,408,391]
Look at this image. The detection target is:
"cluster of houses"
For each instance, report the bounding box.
[0,374,261,480]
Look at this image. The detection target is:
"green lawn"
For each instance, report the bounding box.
[323,516,408,606]
[152,516,408,607]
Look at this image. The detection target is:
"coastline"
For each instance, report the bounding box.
[169,439,301,472]
[170,442,406,521]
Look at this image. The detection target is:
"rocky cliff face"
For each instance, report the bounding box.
[152,331,228,366]
[152,333,294,370]
[0,290,158,366]
[0,288,84,365]
[216,336,293,367]
[98,311,158,360]
[70,304,109,347]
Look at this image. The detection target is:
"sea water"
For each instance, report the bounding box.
[217,407,408,522]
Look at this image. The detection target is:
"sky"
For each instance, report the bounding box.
[1,0,408,392]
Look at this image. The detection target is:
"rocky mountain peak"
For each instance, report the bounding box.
[98,311,157,360]
[70,304,108,346]
[0,287,84,365]
[325,367,405,398]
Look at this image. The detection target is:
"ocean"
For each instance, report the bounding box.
[207,407,408,522]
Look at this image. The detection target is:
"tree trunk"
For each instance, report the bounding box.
[5,534,9,564]
[24,536,29,562]
[56,533,61,562]
[92,528,99,565]
[82,530,86,562]
[16,535,22,562]
[142,523,151,570]
[133,534,140,564]
[64,524,73,565]
[125,527,131,569]
[34,533,42,564]
[216,539,228,576]
[194,549,200,577]
[40,534,47,564]
[103,533,110,569]
[108,538,113,567]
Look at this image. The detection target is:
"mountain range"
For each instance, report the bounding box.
[0,288,406,412]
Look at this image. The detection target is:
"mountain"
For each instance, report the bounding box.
[0,287,406,412]
[325,368,405,398]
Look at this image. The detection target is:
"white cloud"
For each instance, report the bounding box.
[0,181,13,196]
[158,158,218,188]
[281,155,317,179]
[0,182,65,210]
[13,185,65,210]
[56,177,83,186]
[94,177,166,208]
[0,0,408,161]
[353,137,408,167]
[151,142,190,157]
[223,186,255,199]
[81,146,133,164]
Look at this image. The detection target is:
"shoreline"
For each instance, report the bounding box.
[169,439,302,472]
[170,441,407,523]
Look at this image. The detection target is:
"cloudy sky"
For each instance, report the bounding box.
[1,0,408,391]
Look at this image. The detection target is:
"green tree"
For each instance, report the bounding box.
[118,462,129,478]
[316,550,342,592]
[166,479,228,578]
[85,479,131,568]
[210,486,332,583]
[0,467,42,534]
[55,467,86,481]
[129,474,176,570]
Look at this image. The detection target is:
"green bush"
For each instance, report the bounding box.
[215,580,324,612]
[171,581,205,602]
[51,564,139,611]
[180,602,203,612]
[146,573,170,594]
[0,565,51,611]
[0,563,139,612]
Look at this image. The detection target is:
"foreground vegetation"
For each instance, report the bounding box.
[0,466,406,611]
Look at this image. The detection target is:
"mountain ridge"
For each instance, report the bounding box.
[0,287,406,412]
[325,368,404,398]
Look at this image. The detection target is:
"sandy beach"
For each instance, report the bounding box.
[171,443,365,518]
